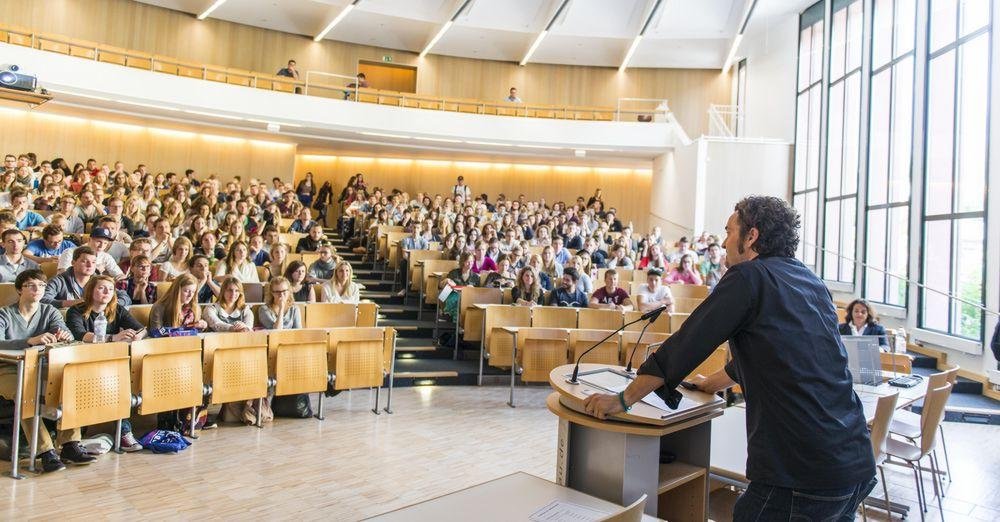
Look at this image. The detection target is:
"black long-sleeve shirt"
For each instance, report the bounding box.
[65,303,144,341]
[638,255,875,490]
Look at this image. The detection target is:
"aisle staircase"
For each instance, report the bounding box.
[327,229,503,387]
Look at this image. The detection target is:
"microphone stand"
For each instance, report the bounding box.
[566,305,667,385]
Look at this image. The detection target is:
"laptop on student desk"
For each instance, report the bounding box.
[842,335,883,386]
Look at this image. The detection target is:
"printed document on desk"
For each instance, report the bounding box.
[529,500,608,521]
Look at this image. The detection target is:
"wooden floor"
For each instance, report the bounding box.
[1,386,997,521]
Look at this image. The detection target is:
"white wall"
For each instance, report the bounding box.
[701,139,794,231]
[737,12,800,141]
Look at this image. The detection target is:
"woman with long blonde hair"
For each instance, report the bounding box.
[216,241,260,283]
[204,276,254,332]
[160,236,193,281]
[265,242,289,281]
[258,276,301,329]
[321,260,361,303]
[66,275,145,343]
[149,273,207,331]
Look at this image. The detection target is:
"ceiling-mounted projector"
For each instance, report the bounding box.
[0,64,37,92]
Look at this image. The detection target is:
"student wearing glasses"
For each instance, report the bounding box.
[258,277,301,329]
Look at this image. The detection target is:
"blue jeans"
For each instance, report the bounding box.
[733,477,877,521]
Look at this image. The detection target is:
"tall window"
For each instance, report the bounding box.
[823,0,863,282]
[793,5,825,269]
[920,0,990,339]
[865,0,916,306]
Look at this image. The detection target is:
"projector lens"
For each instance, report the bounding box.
[0,71,15,85]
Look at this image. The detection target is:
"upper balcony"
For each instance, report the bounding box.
[0,26,690,165]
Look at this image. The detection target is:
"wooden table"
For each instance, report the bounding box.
[709,380,929,517]
[366,471,662,521]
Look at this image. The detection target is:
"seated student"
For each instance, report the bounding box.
[564,254,593,295]
[589,269,634,312]
[637,244,668,270]
[265,242,289,281]
[439,252,480,318]
[0,269,85,472]
[605,244,635,269]
[839,299,889,348]
[95,216,131,263]
[483,254,517,289]
[160,237,194,281]
[67,274,146,343]
[580,237,608,269]
[204,276,254,332]
[258,276,302,329]
[24,224,77,263]
[56,227,125,280]
[247,234,271,267]
[196,230,226,261]
[295,223,325,253]
[215,241,260,283]
[664,254,703,286]
[307,241,337,282]
[0,229,40,283]
[470,241,497,274]
[58,196,85,235]
[551,236,571,266]
[44,247,130,307]
[285,260,317,302]
[118,238,162,281]
[188,254,220,304]
[149,273,209,332]
[546,267,588,307]
[288,207,316,233]
[400,222,430,251]
[699,243,727,290]
[147,217,175,263]
[10,188,47,232]
[116,254,158,305]
[539,245,564,280]
[635,269,674,313]
[525,253,553,291]
[321,261,361,304]
[511,266,544,306]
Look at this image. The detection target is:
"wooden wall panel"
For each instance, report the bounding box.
[0,0,731,135]
[0,108,297,182]
[294,155,653,231]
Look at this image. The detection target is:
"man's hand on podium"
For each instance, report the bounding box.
[582,393,624,420]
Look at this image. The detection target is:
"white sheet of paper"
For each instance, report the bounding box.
[529,500,609,522]
[576,370,632,393]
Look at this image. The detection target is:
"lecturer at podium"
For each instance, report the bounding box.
[584,196,875,521]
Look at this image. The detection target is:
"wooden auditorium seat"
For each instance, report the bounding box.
[356,301,379,327]
[267,329,329,420]
[667,284,709,299]
[577,308,624,331]
[0,283,17,306]
[531,306,578,328]
[672,297,705,314]
[482,305,531,373]
[202,331,269,426]
[130,304,153,328]
[304,302,357,328]
[620,331,671,367]
[129,336,204,435]
[670,313,690,332]
[515,328,570,383]
[327,327,391,415]
[569,329,620,366]
[623,310,670,333]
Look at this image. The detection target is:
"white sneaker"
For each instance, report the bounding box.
[120,431,143,453]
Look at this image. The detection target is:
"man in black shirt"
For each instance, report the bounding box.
[584,196,875,521]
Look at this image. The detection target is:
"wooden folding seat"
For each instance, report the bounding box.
[129,304,153,328]
[577,308,624,331]
[621,331,670,367]
[440,101,459,111]
[225,67,253,86]
[667,284,709,299]
[420,259,458,305]
[623,310,670,333]
[378,93,402,106]
[327,327,388,415]
[880,351,913,374]
[686,344,729,380]
[632,269,649,282]
[267,329,328,419]
[450,287,502,358]
[284,252,304,264]
[129,337,204,435]
[152,56,180,75]
[496,106,518,116]
[418,99,441,110]
[357,301,379,327]
[301,252,321,267]
[569,329,620,366]
[407,250,443,292]
[45,342,132,452]
[514,328,570,383]
[670,313,690,333]
[673,297,704,314]
[6,28,33,47]
[280,232,304,247]
[531,306,578,328]
[204,66,228,83]
[482,305,531,374]
[270,76,298,93]
[256,265,269,282]
[40,261,59,279]
[154,281,172,298]
[594,110,615,121]
[36,34,70,54]
[202,332,269,425]
[304,302,357,328]
[176,60,205,79]
[457,100,480,113]
[0,283,17,306]
[401,97,421,108]
[95,45,127,66]
[125,51,154,70]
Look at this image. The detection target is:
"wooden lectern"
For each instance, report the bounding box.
[548,363,725,520]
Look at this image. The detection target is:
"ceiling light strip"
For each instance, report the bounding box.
[419,0,474,58]
[722,0,758,73]
[197,0,228,20]
[314,0,361,42]
[619,0,664,72]
[520,0,571,66]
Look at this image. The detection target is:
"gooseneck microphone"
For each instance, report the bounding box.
[625,305,668,374]
[566,305,668,385]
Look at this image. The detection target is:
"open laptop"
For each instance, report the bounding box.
[841,335,883,386]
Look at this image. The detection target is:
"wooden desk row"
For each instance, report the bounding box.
[0,325,397,480]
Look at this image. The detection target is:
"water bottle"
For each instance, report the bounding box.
[94,312,108,343]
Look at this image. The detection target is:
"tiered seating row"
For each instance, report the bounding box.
[4,325,396,477]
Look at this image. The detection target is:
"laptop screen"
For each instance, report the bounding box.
[842,335,882,385]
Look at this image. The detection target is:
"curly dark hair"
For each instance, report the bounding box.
[733,196,800,257]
